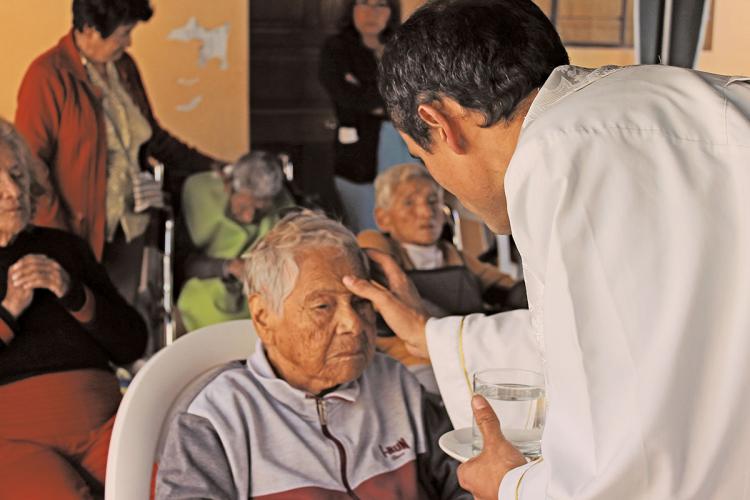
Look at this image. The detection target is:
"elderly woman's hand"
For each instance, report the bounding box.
[343,249,431,359]
[132,172,165,213]
[2,266,34,318]
[9,254,71,300]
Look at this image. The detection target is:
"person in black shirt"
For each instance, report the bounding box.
[0,117,147,499]
[319,0,408,232]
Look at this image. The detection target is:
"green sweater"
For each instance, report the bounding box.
[177,172,294,330]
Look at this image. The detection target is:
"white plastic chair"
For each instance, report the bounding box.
[105,319,256,500]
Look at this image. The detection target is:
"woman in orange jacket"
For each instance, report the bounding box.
[15,0,221,303]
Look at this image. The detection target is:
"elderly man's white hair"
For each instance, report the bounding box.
[243,210,369,313]
[230,151,283,199]
[374,162,443,209]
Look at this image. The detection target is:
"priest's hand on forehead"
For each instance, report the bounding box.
[342,248,430,359]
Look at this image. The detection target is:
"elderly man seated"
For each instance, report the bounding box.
[176,151,295,331]
[155,210,467,499]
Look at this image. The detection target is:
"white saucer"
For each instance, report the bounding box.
[438,426,473,463]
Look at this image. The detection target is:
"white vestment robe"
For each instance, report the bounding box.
[426,65,750,499]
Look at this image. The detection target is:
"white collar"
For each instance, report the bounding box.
[523,65,624,130]
[401,242,444,270]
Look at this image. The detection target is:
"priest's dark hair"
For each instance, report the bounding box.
[379,0,569,151]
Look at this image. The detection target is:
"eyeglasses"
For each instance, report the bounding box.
[354,0,391,8]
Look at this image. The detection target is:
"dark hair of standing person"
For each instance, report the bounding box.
[379,0,569,151]
[72,0,154,38]
[338,0,402,42]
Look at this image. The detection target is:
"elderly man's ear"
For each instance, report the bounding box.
[416,100,468,155]
[248,294,276,346]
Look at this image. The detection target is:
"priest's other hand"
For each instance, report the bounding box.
[457,395,526,500]
[342,249,430,359]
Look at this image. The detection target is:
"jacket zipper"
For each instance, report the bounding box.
[315,398,360,500]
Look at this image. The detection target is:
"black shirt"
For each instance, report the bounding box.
[0,226,147,385]
[319,29,386,183]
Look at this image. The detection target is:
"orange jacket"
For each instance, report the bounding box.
[15,31,215,260]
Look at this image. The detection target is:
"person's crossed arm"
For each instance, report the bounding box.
[3,254,73,317]
[1,253,89,346]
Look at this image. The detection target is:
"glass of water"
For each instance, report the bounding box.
[472,368,546,459]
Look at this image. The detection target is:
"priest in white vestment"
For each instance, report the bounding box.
[344,1,750,499]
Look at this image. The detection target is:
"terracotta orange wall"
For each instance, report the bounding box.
[696,0,750,75]
[401,0,423,18]
[0,0,248,161]
[1,1,69,124]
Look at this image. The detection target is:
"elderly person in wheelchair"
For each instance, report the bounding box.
[357,163,525,389]
[156,210,467,499]
[176,151,295,331]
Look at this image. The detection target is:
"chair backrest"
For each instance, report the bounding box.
[105,319,256,500]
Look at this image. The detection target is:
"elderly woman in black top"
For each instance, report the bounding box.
[0,118,147,499]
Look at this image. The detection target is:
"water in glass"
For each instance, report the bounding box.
[472,377,545,459]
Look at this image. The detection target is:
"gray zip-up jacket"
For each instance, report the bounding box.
[155,344,468,499]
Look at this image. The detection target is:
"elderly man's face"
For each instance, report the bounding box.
[256,246,376,394]
[0,143,31,245]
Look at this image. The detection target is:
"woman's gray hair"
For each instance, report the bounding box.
[374,162,442,209]
[0,117,42,218]
[230,151,283,199]
[242,210,369,313]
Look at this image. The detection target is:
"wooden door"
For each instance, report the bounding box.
[250,0,347,217]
